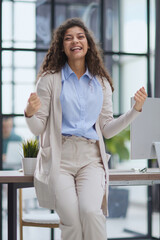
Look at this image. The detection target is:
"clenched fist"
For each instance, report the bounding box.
[133,87,147,112]
[25,93,41,117]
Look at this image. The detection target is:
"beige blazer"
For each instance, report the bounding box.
[25,72,140,216]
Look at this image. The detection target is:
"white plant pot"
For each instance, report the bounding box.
[22,157,37,176]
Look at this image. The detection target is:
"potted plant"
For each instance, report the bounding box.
[22,138,39,176]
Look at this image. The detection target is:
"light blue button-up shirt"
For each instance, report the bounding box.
[60,63,103,140]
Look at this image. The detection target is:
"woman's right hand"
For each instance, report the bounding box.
[25,93,41,117]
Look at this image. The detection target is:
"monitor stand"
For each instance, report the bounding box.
[153,142,160,168]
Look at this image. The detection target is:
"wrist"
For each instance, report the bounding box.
[133,105,142,112]
[24,110,33,118]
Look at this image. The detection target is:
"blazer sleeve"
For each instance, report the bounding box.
[25,74,52,136]
[99,79,141,139]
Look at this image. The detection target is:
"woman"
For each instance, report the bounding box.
[25,18,147,240]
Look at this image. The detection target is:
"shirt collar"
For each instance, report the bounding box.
[62,62,92,81]
[85,67,92,80]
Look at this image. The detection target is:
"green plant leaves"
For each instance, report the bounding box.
[22,139,39,158]
[105,127,130,161]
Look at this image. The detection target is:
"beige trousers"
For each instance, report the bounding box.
[55,135,107,240]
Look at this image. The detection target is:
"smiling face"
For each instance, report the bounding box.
[63,26,89,64]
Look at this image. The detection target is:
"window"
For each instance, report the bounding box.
[1,1,158,240]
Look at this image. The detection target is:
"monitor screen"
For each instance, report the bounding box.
[130,97,160,161]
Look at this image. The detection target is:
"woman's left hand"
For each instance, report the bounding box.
[133,87,147,112]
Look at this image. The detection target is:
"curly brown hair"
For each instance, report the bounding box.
[38,18,114,91]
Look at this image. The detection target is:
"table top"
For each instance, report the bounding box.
[109,168,160,182]
[0,170,33,183]
[0,169,160,184]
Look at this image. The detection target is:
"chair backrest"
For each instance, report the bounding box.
[19,188,60,240]
[19,187,37,219]
[21,187,37,200]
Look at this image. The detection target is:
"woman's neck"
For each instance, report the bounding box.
[68,60,86,79]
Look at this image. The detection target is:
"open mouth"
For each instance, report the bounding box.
[70,46,82,51]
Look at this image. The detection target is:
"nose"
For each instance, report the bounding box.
[72,36,79,44]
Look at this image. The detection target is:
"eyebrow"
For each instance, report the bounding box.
[64,32,85,37]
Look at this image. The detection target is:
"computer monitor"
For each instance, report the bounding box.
[130,97,160,168]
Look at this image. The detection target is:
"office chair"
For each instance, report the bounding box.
[19,188,60,240]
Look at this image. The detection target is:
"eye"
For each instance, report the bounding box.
[78,35,85,39]
[64,37,72,41]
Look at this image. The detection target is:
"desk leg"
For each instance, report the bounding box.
[147,185,152,238]
[0,184,2,240]
[8,183,17,240]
